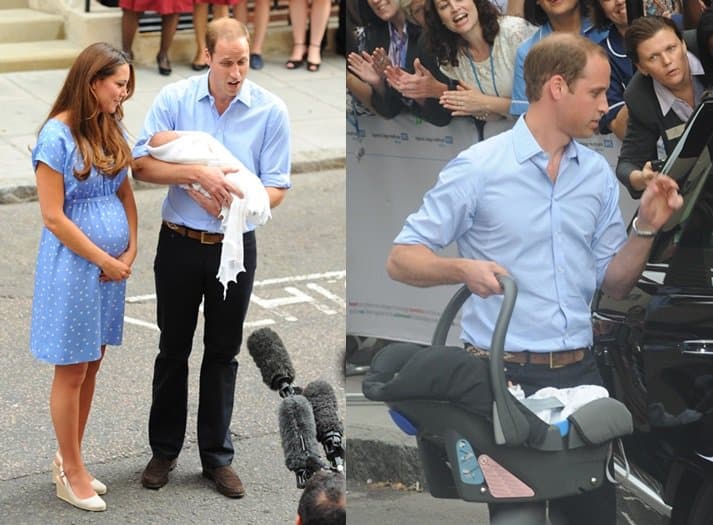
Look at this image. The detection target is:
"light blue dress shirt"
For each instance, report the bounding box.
[394,116,627,351]
[133,74,291,233]
[509,20,608,116]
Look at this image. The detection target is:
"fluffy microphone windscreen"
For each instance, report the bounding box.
[277,394,321,472]
[247,327,296,390]
[303,380,344,440]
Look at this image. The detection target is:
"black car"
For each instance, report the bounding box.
[592,96,713,524]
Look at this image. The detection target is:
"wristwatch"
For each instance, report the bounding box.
[631,217,656,237]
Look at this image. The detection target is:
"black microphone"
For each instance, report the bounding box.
[247,327,296,398]
[303,380,345,473]
[278,394,326,488]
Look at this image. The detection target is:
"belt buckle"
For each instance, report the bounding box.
[200,231,212,245]
[549,352,565,369]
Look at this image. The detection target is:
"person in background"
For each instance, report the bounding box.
[616,16,708,198]
[347,0,422,117]
[285,0,333,71]
[588,0,632,138]
[234,0,271,69]
[120,0,192,75]
[295,471,346,525]
[31,42,137,512]
[509,0,608,115]
[191,0,235,70]
[423,0,536,121]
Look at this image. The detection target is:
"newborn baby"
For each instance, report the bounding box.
[147,130,271,297]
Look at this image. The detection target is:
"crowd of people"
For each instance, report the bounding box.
[347,0,713,146]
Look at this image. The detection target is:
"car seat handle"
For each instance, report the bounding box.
[431,275,530,446]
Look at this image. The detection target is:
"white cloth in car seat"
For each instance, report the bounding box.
[521,385,609,424]
[147,131,271,297]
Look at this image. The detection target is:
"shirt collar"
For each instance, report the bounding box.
[197,73,253,108]
[652,51,705,116]
[512,115,579,164]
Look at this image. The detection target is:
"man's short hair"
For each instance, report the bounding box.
[524,33,607,102]
[297,471,346,525]
[625,16,682,65]
[206,17,250,55]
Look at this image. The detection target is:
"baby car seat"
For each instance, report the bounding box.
[363,276,632,503]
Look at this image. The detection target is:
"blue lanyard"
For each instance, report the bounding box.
[466,48,499,97]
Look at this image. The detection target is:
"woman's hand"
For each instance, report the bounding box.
[347,51,382,86]
[98,255,131,282]
[440,82,491,118]
[385,58,448,102]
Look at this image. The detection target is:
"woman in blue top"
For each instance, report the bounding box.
[30,42,137,512]
[589,0,633,138]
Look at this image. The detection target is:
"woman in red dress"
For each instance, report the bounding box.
[120,0,193,75]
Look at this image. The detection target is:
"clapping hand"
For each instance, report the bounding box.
[440,81,490,119]
[347,51,382,86]
[385,58,447,103]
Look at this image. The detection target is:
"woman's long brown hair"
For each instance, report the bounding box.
[42,42,135,180]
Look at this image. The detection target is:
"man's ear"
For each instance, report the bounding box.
[295,515,302,525]
[548,74,566,100]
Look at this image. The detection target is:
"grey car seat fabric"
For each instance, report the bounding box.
[362,343,552,446]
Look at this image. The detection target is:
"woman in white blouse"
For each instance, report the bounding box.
[424,0,535,120]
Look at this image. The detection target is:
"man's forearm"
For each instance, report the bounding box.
[386,244,466,287]
[132,155,202,185]
[601,234,655,299]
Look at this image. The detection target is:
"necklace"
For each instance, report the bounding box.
[466,47,499,97]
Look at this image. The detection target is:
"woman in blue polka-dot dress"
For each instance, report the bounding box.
[30,43,137,512]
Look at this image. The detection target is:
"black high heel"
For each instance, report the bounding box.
[306,43,321,72]
[157,54,172,76]
[285,43,307,70]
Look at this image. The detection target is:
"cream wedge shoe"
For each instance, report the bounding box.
[55,471,106,512]
[52,453,107,495]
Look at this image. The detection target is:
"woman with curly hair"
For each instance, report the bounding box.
[30,42,137,512]
[424,0,535,120]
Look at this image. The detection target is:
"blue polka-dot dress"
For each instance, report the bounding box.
[30,119,130,365]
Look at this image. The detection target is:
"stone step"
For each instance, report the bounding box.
[0,9,65,43]
[0,0,29,9]
[0,40,83,73]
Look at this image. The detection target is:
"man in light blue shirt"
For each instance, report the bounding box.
[509,0,608,115]
[387,33,682,524]
[132,17,290,498]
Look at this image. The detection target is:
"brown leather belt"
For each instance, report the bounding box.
[464,343,587,369]
[162,220,223,245]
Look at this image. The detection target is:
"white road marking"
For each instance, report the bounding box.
[306,282,346,308]
[124,316,160,331]
[124,270,345,331]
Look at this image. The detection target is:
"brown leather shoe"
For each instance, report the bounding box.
[202,465,246,498]
[141,456,176,489]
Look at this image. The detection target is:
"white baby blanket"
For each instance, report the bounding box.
[147,131,271,297]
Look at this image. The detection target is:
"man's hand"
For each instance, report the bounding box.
[461,260,510,298]
[195,165,244,207]
[188,188,223,218]
[636,174,684,232]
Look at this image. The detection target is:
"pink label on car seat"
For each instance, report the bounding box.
[478,454,535,498]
